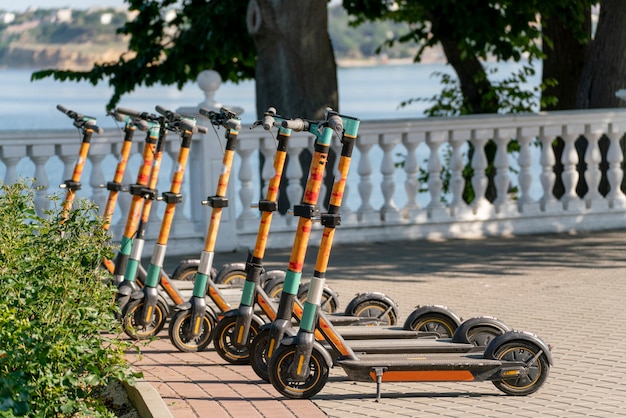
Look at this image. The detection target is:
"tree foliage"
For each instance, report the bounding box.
[32,0,256,110]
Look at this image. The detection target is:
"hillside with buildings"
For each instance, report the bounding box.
[0,5,439,70]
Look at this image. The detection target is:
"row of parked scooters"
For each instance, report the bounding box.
[57,104,552,400]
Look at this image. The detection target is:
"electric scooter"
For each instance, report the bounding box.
[56,104,103,215]
[264,121,553,399]
[114,108,167,313]
[269,271,552,400]
[165,106,245,351]
[99,110,149,275]
[121,106,207,339]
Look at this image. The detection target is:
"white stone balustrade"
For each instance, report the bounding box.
[2,108,626,256]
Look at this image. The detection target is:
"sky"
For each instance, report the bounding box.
[2,0,128,12]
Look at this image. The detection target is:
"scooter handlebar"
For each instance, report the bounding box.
[155,105,182,121]
[282,118,309,132]
[115,107,158,122]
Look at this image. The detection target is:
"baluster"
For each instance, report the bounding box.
[0,146,26,184]
[516,131,538,213]
[401,133,422,220]
[605,130,626,208]
[88,152,107,216]
[449,132,469,218]
[425,131,448,219]
[28,145,54,216]
[379,134,400,221]
[583,127,605,210]
[237,146,256,229]
[493,129,515,215]
[59,153,76,189]
[469,130,490,216]
[560,130,584,211]
[356,138,377,223]
[538,128,559,212]
[285,138,305,227]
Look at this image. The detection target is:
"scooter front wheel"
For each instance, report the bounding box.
[249,328,271,382]
[268,344,329,399]
[213,316,261,364]
[122,299,167,340]
[491,340,550,396]
[168,309,217,352]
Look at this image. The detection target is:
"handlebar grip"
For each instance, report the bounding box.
[56,104,69,114]
[227,119,241,131]
[135,119,150,132]
[108,110,125,122]
[328,115,343,133]
[179,119,197,133]
[196,125,208,134]
[262,114,275,130]
[282,118,308,132]
[198,107,212,118]
[86,121,103,135]
[155,105,182,121]
[116,107,144,118]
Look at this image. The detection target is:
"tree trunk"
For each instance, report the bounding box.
[427,12,497,114]
[246,0,338,120]
[541,12,590,110]
[576,0,626,109]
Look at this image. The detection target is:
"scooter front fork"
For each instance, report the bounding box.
[288,331,315,380]
[139,243,165,326]
[138,286,159,326]
[187,296,207,339]
[233,261,263,349]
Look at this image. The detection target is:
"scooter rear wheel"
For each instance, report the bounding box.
[263,277,284,299]
[297,285,339,314]
[349,300,397,326]
[491,340,550,396]
[268,344,329,399]
[405,313,457,338]
[249,328,271,382]
[122,299,167,340]
[213,316,261,364]
[216,269,247,287]
[168,309,216,352]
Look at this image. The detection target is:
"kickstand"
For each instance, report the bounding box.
[372,367,387,402]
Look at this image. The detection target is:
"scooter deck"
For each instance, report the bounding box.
[335,326,423,340]
[337,352,503,383]
[330,338,481,355]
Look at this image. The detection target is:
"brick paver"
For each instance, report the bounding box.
[126,229,626,417]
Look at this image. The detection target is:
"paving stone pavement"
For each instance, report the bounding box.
[128,229,626,417]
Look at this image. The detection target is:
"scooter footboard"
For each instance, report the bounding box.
[338,354,504,383]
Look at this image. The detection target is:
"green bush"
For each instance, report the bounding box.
[0,180,139,417]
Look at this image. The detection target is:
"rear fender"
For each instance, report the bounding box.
[452,316,510,343]
[345,292,400,318]
[214,262,247,283]
[484,330,554,366]
[402,304,461,330]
